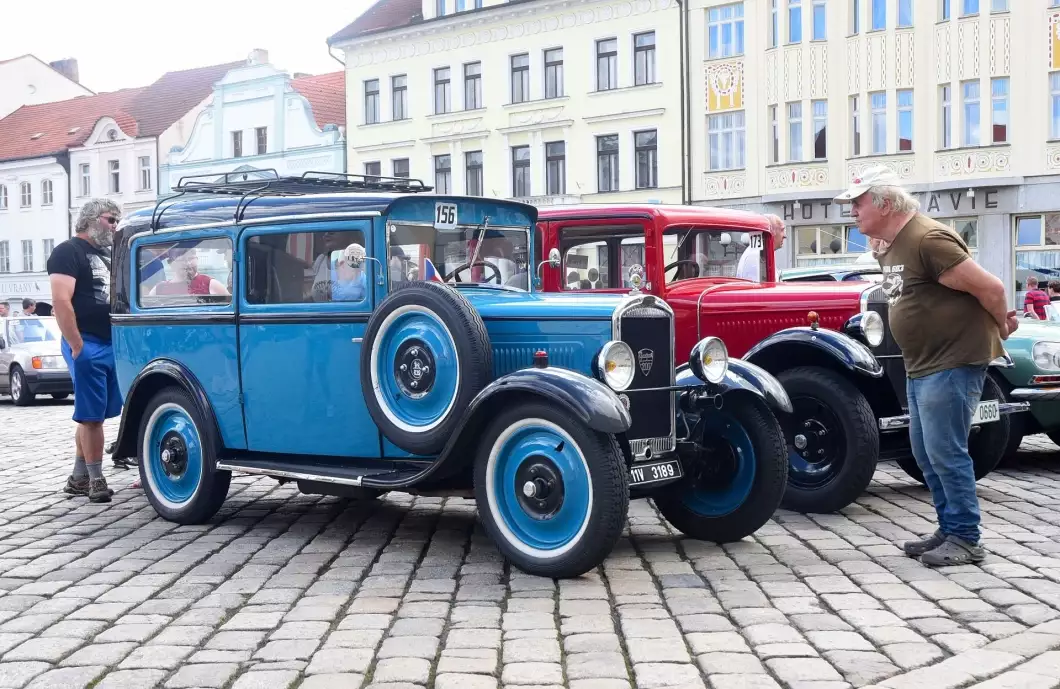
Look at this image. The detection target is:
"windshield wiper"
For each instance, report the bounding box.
[467,216,490,271]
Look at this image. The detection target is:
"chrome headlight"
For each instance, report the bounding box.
[844,311,884,348]
[690,336,728,384]
[1033,341,1060,371]
[595,341,635,391]
[31,356,66,370]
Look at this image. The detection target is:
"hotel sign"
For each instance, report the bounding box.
[779,189,1002,223]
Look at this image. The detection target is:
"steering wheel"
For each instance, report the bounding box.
[445,260,502,284]
[664,260,701,279]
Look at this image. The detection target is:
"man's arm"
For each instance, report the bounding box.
[49,274,82,356]
[938,259,1010,331]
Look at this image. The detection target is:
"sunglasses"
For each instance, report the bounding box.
[99,215,119,225]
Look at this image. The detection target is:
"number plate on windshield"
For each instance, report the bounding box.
[630,459,683,486]
[434,202,458,230]
[748,233,764,250]
[971,400,999,425]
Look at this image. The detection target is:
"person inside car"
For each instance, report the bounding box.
[149,247,229,298]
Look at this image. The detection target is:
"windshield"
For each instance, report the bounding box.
[6,317,61,345]
[388,223,530,290]
[663,226,768,284]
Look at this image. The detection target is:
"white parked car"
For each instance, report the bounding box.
[0,317,72,405]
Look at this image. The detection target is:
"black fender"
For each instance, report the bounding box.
[111,358,223,461]
[676,359,793,414]
[744,327,884,378]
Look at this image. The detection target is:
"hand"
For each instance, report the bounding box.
[1001,310,1019,340]
[70,342,84,360]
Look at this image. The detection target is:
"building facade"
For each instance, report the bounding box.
[161,52,346,193]
[329,0,682,205]
[0,55,92,119]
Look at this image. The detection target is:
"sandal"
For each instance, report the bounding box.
[919,535,985,567]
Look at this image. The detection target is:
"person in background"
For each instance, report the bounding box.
[47,199,124,503]
[1048,280,1060,303]
[764,214,787,251]
[1024,276,1050,320]
[0,303,8,318]
[21,299,35,316]
[834,165,1015,567]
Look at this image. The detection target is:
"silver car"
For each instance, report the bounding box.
[0,316,73,406]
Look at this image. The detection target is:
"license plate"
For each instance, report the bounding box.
[971,400,999,425]
[630,459,683,486]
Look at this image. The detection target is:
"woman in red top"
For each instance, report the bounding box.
[148,247,229,298]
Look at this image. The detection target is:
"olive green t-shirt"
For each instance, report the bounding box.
[875,213,1003,379]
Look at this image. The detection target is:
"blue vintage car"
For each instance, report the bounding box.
[108,171,792,578]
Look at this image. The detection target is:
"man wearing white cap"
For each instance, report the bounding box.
[834,165,1017,566]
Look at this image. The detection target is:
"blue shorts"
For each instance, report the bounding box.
[61,336,123,423]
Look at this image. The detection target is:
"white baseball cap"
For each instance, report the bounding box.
[834,165,902,203]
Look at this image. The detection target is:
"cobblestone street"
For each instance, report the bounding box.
[4,401,1060,689]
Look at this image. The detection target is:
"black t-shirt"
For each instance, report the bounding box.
[46,237,112,343]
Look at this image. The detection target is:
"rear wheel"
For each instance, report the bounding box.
[9,366,34,406]
[654,394,787,543]
[775,367,878,513]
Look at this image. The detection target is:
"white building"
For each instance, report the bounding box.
[0,55,92,119]
[328,0,681,205]
[161,50,346,193]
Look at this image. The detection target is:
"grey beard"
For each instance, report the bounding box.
[89,226,113,248]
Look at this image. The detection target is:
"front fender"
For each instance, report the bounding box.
[112,358,222,461]
[745,327,884,378]
[676,359,793,414]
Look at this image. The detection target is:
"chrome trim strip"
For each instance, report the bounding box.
[239,211,382,225]
[216,462,365,486]
[878,401,1030,430]
[1009,387,1060,401]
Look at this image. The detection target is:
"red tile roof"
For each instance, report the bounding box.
[291,72,346,129]
[328,0,423,44]
[0,60,241,163]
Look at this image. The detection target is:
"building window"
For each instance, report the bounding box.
[511,54,530,103]
[364,161,381,178]
[962,79,980,146]
[465,151,483,196]
[708,111,746,170]
[789,0,802,43]
[512,146,531,198]
[108,160,120,193]
[434,67,451,114]
[788,102,803,161]
[771,0,779,47]
[365,79,380,124]
[0,185,6,210]
[78,164,91,198]
[21,240,32,273]
[392,75,408,120]
[596,39,618,91]
[597,135,619,192]
[255,127,267,155]
[962,0,979,16]
[0,242,8,273]
[434,155,452,194]
[138,156,152,191]
[464,62,482,109]
[41,179,53,206]
[812,0,826,40]
[457,0,465,9]
[941,84,952,148]
[546,142,566,195]
[942,0,950,20]
[870,91,886,153]
[544,48,564,99]
[796,225,871,266]
[770,106,779,163]
[991,0,1007,11]
[812,100,827,159]
[232,131,242,158]
[393,159,410,178]
[635,130,658,189]
[1052,73,1060,140]
[851,0,860,33]
[709,3,746,57]
[897,89,913,151]
[1015,214,1060,310]
[634,32,656,85]
[43,239,53,264]
[871,0,885,29]
[850,95,861,155]
[992,77,1008,144]
[19,182,31,208]
[898,0,913,26]
[436,0,446,16]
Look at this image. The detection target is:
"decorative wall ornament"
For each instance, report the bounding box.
[958,21,979,79]
[431,118,485,137]
[846,38,860,94]
[936,26,951,83]
[701,173,746,199]
[767,165,829,191]
[1045,145,1060,170]
[846,158,915,182]
[896,32,914,88]
[766,52,778,104]
[783,47,802,102]
[810,44,828,98]
[867,34,886,91]
[509,106,565,127]
[936,150,1011,176]
[990,17,1010,75]
[706,61,743,111]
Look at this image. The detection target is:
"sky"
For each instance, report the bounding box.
[1,0,373,92]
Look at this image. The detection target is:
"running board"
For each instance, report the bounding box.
[216,454,430,489]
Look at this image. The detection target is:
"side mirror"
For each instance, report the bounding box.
[333,245,386,286]
[535,248,561,281]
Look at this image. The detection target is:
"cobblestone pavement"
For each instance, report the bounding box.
[6,401,1060,688]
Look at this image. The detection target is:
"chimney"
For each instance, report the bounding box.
[293,72,311,79]
[248,49,269,66]
[49,58,79,84]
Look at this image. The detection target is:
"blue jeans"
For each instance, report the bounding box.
[907,365,987,544]
[60,336,123,424]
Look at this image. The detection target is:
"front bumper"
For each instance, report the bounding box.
[878,401,1030,431]
[1010,387,1060,402]
[24,369,73,395]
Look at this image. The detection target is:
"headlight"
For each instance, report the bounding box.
[1033,341,1060,371]
[595,341,635,391]
[31,356,65,370]
[843,311,884,348]
[690,336,728,384]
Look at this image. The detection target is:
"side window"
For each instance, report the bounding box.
[245,229,367,305]
[562,240,608,290]
[137,237,232,308]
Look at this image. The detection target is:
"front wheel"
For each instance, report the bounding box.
[474,400,629,579]
[9,366,34,406]
[654,394,788,543]
[137,387,230,524]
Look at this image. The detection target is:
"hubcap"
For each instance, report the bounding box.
[786,396,845,490]
[10,372,21,399]
[394,339,437,398]
[515,457,565,520]
[159,432,188,478]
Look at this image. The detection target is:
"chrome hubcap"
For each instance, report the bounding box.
[10,373,21,398]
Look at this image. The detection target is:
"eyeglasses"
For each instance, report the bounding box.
[99,215,119,225]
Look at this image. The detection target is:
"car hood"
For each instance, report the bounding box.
[459,287,629,320]
[1008,319,1060,342]
[667,279,871,310]
[9,341,62,357]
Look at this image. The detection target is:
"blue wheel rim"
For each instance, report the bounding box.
[680,410,756,517]
[487,420,592,557]
[145,404,203,508]
[372,306,459,433]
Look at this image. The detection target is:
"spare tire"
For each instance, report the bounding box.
[361,281,492,455]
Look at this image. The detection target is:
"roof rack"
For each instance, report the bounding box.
[150,170,434,230]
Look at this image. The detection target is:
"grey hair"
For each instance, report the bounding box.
[868,185,920,213]
[75,199,122,234]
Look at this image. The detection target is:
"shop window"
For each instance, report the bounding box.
[795,225,866,266]
[1014,213,1060,311]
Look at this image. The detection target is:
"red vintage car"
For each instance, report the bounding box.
[534,203,1026,514]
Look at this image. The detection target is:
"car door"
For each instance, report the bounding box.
[238,221,382,458]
